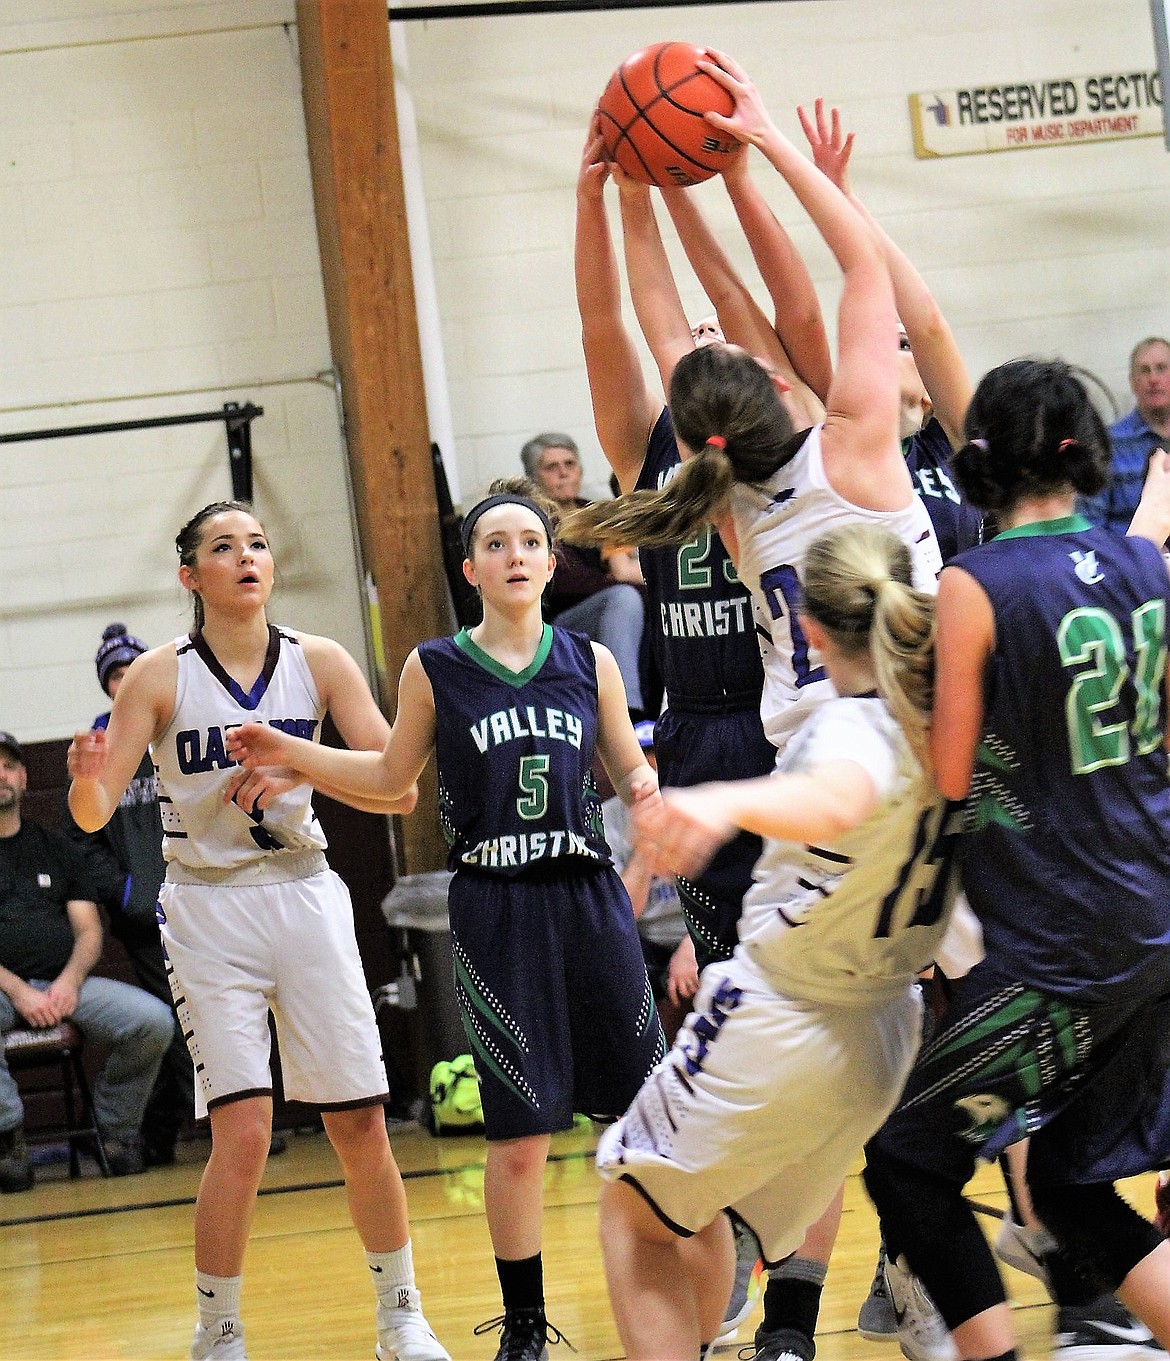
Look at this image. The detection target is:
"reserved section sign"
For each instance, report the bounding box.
[910,70,1162,157]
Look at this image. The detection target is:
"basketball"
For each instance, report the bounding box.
[596,42,739,188]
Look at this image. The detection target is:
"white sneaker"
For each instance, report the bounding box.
[375,1287,451,1361]
[993,1211,1055,1290]
[883,1255,957,1361]
[190,1320,246,1360]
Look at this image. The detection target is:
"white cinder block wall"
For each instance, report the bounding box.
[0,1,367,740]
[1,0,1167,740]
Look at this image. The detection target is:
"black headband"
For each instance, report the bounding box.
[460,494,555,556]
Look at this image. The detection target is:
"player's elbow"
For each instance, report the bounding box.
[67,787,107,834]
[933,765,971,802]
[803,805,864,844]
[936,773,974,800]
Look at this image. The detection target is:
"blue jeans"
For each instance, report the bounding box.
[555,584,645,710]
[0,976,174,1143]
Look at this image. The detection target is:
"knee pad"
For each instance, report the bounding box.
[1030,1180,1164,1297]
[863,1147,1006,1327]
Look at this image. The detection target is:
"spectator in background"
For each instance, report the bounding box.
[65,623,190,1168]
[520,433,648,719]
[602,719,698,1044]
[0,730,173,1189]
[1083,336,1170,532]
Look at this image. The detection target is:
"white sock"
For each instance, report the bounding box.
[195,1271,242,1331]
[368,1240,416,1308]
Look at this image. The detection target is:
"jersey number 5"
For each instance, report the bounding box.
[1058,601,1166,775]
[517,754,550,820]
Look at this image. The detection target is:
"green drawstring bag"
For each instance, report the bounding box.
[428,1053,483,1134]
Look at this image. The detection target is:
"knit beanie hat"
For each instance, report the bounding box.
[95,622,148,696]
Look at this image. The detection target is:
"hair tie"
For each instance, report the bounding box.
[705,435,727,450]
[460,493,554,557]
[970,437,989,451]
[1058,438,1077,453]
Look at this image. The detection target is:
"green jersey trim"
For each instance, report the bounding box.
[453,624,554,687]
[995,514,1091,541]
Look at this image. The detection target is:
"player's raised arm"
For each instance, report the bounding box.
[716,150,832,406]
[575,122,664,493]
[658,171,785,372]
[799,98,971,450]
[700,50,905,511]
[614,171,695,399]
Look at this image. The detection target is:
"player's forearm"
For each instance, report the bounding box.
[755,128,883,279]
[283,735,411,802]
[68,778,118,834]
[618,186,693,381]
[726,175,832,400]
[575,192,624,326]
[713,768,871,844]
[660,185,738,304]
[311,776,419,817]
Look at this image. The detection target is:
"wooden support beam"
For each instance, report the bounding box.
[296,0,450,875]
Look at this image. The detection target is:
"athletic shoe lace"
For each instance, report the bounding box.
[473,1311,575,1361]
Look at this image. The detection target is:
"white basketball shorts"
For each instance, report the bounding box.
[158,867,388,1118]
[596,951,921,1264]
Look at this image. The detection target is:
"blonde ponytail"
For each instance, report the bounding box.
[801,524,935,773]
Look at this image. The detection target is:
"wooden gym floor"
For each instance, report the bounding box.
[0,1118,1159,1360]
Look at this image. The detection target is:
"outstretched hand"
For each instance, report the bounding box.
[633,783,736,879]
[67,727,108,780]
[1130,447,1170,547]
[225,721,293,771]
[696,48,779,150]
[797,98,855,192]
[223,765,304,815]
[578,117,611,201]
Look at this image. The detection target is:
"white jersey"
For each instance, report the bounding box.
[152,627,327,873]
[729,424,943,753]
[740,696,958,1005]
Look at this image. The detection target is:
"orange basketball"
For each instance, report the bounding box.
[596,42,739,188]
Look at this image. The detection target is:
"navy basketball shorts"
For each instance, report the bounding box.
[448,864,666,1141]
[871,961,1170,1187]
[655,706,775,968]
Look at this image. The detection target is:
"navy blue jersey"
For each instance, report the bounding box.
[955,517,1170,1002]
[418,625,611,877]
[904,417,983,563]
[636,407,764,714]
